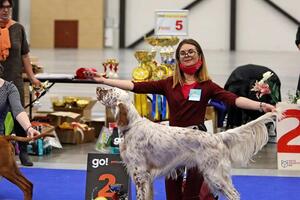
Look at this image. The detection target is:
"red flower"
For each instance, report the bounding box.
[251,81,271,99]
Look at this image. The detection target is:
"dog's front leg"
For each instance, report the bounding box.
[132,168,153,200]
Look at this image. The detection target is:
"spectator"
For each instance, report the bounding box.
[0,0,40,166]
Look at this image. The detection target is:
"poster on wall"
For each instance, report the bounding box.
[155,10,189,36]
[277,102,300,170]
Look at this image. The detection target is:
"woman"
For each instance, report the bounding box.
[0,0,40,166]
[92,39,275,200]
[0,65,40,144]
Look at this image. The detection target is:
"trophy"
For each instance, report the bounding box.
[145,36,178,67]
[111,60,119,79]
[132,50,156,81]
[102,61,108,75]
[132,50,157,117]
[103,59,119,79]
[143,36,180,120]
[29,81,51,107]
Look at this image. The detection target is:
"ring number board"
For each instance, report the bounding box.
[277,102,300,170]
[155,10,189,36]
[85,153,131,200]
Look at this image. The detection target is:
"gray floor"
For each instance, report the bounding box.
[19,48,300,178]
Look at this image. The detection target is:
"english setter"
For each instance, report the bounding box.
[96,87,276,200]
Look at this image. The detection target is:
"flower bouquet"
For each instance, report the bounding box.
[287,90,300,104]
[251,71,280,104]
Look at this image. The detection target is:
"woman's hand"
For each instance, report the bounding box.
[31,77,41,87]
[260,102,276,113]
[26,126,40,138]
[84,71,106,83]
[235,97,276,113]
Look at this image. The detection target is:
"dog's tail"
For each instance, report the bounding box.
[219,112,277,166]
[4,128,55,142]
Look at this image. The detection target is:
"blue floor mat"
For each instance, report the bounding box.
[0,168,299,200]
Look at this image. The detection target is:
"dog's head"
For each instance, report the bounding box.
[96,87,131,107]
[96,87,131,127]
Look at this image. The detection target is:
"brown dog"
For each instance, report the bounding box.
[0,130,54,200]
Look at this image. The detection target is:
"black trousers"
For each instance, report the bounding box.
[165,123,215,200]
[13,118,27,137]
[13,114,28,152]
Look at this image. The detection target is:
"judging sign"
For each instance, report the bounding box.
[277,102,300,170]
[155,10,189,36]
[85,153,131,200]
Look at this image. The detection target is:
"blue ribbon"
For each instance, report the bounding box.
[162,96,167,119]
[157,95,162,117]
[151,94,156,118]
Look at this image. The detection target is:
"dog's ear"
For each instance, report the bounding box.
[116,102,129,127]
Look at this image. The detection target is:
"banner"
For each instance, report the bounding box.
[277,102,300,170]
[85,153,131,200]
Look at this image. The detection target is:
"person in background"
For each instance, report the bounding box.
[295,26,300,50]
[295,27,300,95]
[91,38,275,200]
[0,65,40,143]
[0,0,40,166]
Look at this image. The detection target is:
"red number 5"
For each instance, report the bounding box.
[97,174,116,198]
[277,109,300,153]
[175,20,183,30]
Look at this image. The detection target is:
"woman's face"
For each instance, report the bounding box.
[179,43,200,67]
[0,0,12,22]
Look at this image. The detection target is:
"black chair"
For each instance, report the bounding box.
[224,64,281,128]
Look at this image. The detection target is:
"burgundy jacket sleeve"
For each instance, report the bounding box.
[209,81,238,106]
[132,77,172,95]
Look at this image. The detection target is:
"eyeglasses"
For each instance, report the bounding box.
[0,5,12,10]
[179,49,197,58]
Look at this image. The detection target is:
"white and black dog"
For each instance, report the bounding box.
[96,87,276,200]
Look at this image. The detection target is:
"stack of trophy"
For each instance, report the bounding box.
[132,36,179,121]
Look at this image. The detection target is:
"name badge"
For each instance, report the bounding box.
[189,89,201,101]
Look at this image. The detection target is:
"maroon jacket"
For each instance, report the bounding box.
[132,76,238,127]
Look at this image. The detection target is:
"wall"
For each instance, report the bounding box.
[19,0,31,42]
[30,0,104,48]
[19,0,300,51]
[104,0,120,49]
[125,0,300,51]
[126,0,230,51]
[236,0,298,51]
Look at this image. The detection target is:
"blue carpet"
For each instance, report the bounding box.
[0,168,86,200]
[0,168,299,200]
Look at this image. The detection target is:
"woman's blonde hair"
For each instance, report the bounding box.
[172,38,211,88]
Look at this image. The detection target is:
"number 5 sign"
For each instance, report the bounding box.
[155,10,189,36]
[277,102,300,170]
